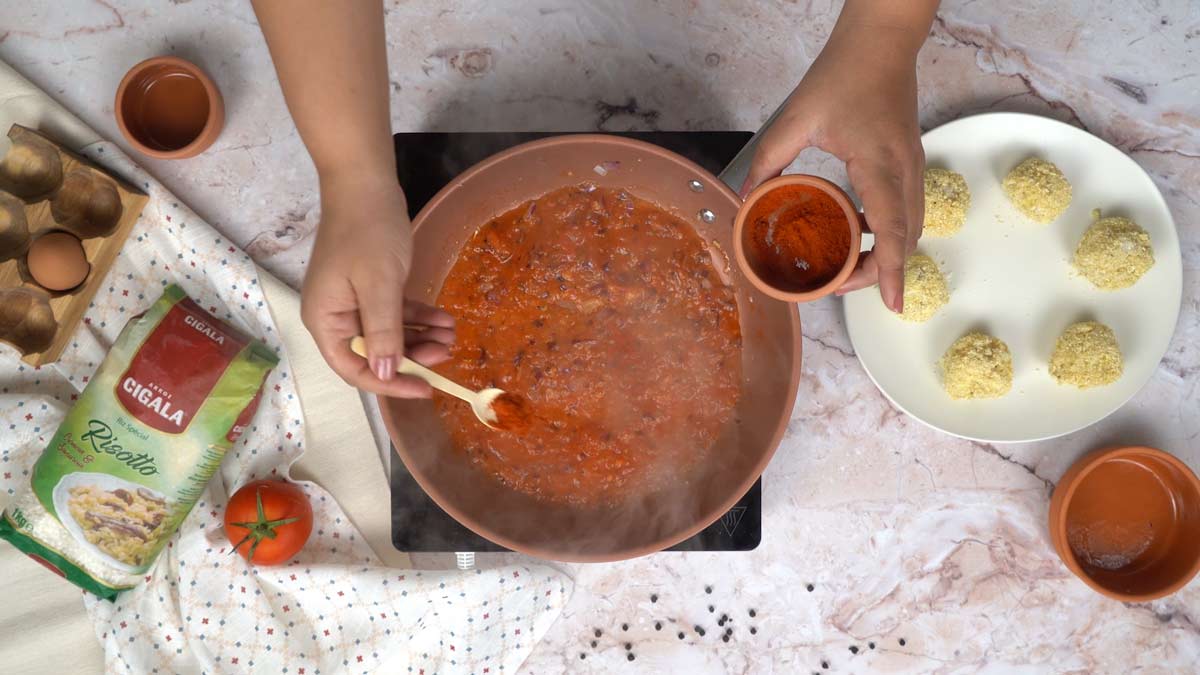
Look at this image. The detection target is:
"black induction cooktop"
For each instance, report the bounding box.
[390,131,761,553]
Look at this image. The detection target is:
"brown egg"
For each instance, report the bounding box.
[26,231,90,291]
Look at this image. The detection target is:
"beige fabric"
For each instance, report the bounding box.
[0,57,404,672]
[0,268,406,675]
[258,270,411,568]
[0,59,105,675]
[0,545,105,675]
[0,67,99,153]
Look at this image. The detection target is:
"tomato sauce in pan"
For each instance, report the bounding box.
[435,184,743,506]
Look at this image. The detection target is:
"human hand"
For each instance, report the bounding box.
[301,175,456,397]
[740,19,926,313]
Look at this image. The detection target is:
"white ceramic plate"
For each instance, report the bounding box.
[844,112,1182,443]
[52,472,169,572]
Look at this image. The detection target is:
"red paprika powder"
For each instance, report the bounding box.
[743,184,851,292]
[489,392,533,433]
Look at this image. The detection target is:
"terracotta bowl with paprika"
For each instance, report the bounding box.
[1049,445,1200,601]
[733,174,863,303]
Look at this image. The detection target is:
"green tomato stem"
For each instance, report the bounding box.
[228,487,302,562]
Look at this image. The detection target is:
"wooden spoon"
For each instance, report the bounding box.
[349,335,505,429]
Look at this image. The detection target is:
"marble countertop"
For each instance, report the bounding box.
[3,1,1197,672]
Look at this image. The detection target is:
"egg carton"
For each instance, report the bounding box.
[0,124,148,365]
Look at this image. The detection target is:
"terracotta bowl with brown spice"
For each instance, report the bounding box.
[1049,446,1200,601]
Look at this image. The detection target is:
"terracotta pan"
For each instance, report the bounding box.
[379,134,802,561]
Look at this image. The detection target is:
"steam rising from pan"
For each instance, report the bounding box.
[380,135,800,561]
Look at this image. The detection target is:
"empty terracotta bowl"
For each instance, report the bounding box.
[115,56,224,159]
[1049,446,1200,601]
[733,174,863,303]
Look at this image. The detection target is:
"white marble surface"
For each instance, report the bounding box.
[3,1,1198,672]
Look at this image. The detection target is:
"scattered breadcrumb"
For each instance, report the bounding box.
[1049,321,1123,388]
[923,168,970,237]
[1003,158,1072,224]
[940,331,1013,400]
[899,254,950,323]
[1072,215,1154,290]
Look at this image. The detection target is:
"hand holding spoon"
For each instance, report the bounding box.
[350,336,529,431]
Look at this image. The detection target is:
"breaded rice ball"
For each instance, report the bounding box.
[940,331,1013,400]
[1049,321,1123,388]
[923,168,971,237]
[899,254,950,323]
[1072,216,1154,290]
[1003,158,1072,223]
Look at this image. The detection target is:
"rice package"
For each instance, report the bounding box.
[0,284,278,598]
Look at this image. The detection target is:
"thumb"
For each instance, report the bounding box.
[357,282,407,383]
[738,112,813,198]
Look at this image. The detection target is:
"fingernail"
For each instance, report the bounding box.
[890,288,904,313]
[374,356,393,381]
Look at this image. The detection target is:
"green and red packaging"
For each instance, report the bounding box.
[0,284,278,598]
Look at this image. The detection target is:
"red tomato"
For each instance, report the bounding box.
[223,480,313,565]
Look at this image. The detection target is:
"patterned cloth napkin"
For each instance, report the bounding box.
[0,60,569,674]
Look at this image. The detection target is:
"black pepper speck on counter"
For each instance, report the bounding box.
[850,645,859,654]
[590,640,597,648]
[722,635,730,643]
[678,631,685,640]
[869,642,875,650]
[579,653,586,660]
[695,626,706,636]
[594,628,602,638]
[627,653,635,662]
[899,638,907,646]
[750,627,758,635]
[650,594,658,603]
[821,661,829,669]
[624,642,632,651]
[749,609,757,618]
[621,623,629,631]
[705,585,713,594]
[654,622,662,631]
[806,583,815,592]
[708,605,715,613]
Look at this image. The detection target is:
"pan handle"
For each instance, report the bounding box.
[716,90,797,196]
